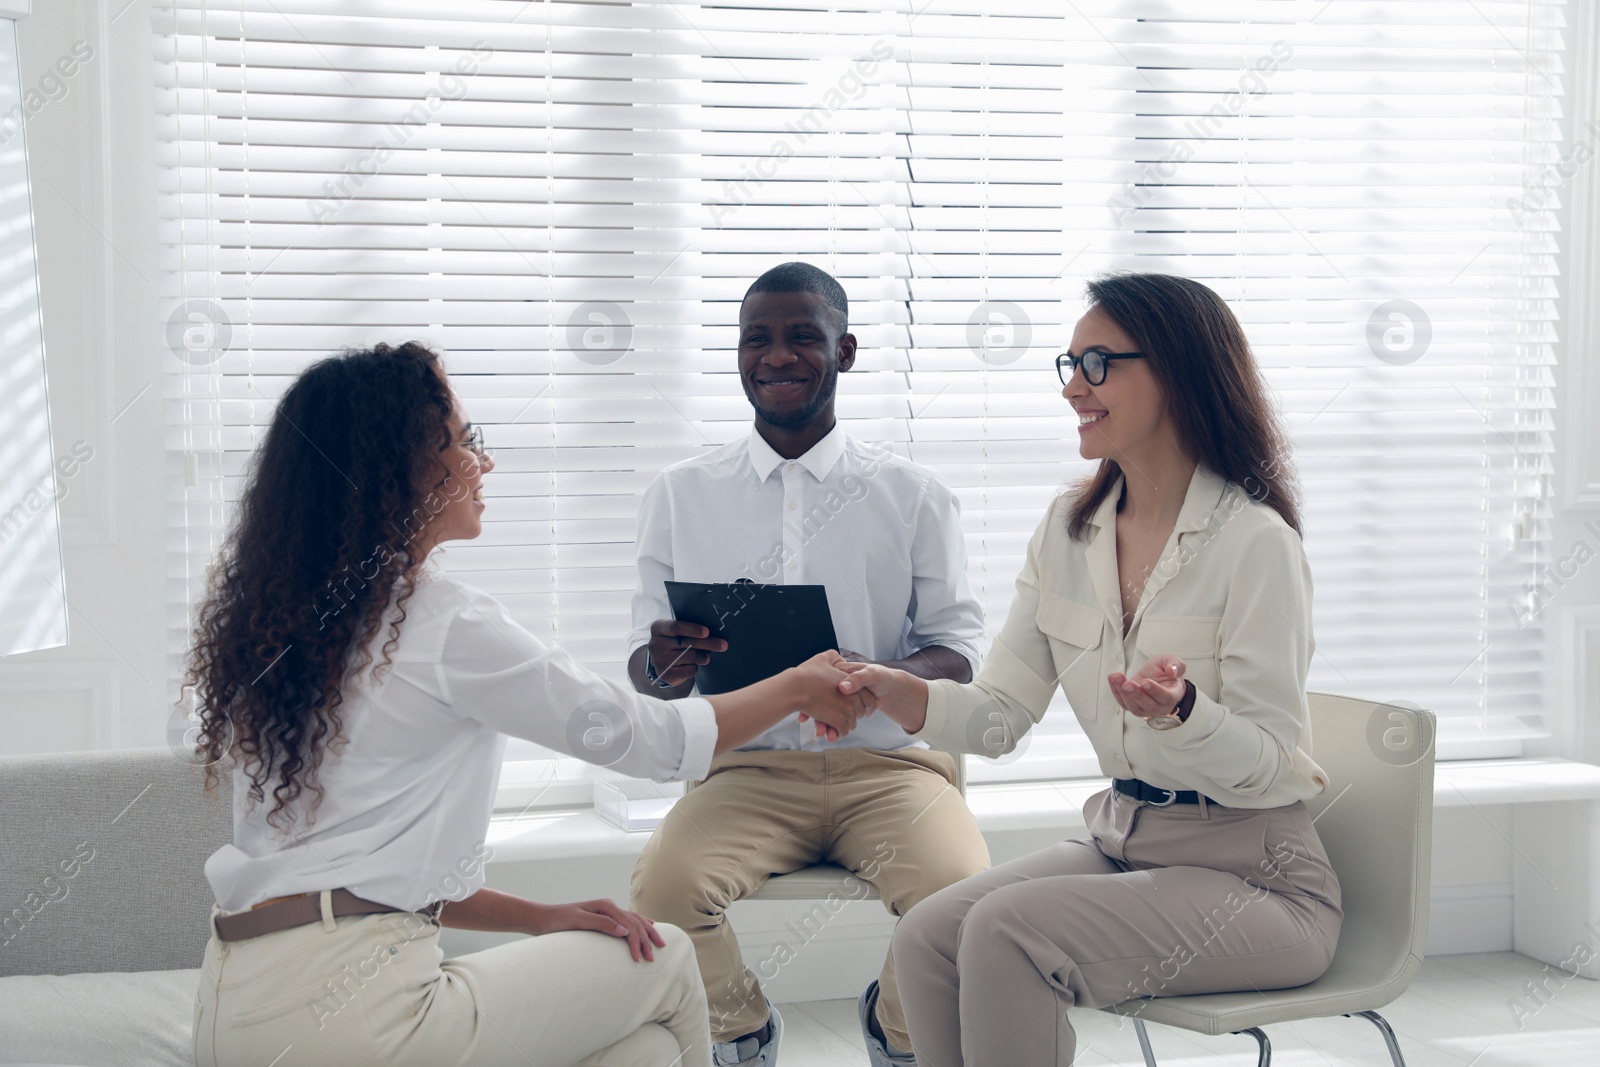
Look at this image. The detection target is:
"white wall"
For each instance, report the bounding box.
[1548,1,1600,774]
[0,0,167,753]
[0,0,1588,966]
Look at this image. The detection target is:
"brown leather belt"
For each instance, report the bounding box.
[214,888,430,943]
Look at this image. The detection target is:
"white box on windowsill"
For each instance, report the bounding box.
[593,778,685,832]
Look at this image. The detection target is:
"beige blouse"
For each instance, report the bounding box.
[919,465,1328,809]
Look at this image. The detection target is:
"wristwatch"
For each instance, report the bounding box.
[1146,680,1196,731]
[643,654,678,690]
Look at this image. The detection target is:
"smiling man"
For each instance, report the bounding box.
[627,262,990,1067]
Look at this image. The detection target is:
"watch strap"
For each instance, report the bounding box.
[1175,679,1196,722]
[643,652,676,689]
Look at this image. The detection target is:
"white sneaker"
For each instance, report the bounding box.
[858,980,917,1065]
[713,1001,782,1066]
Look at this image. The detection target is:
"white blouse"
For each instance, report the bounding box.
[920,466,1329,809]
[205,573,718,913]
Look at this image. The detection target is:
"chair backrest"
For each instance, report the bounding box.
[0,747,232,976]
[1302,692,1435,1005]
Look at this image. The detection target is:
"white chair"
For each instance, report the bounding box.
[739,755,968,902]
[1101,692,1436,1067]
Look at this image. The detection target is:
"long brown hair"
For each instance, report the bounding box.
[183,342,455,828]
[1066,273,1300,539]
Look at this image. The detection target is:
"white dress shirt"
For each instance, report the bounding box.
[629,424,984,752]
[206,573,718,912]
[920,466,1329,809]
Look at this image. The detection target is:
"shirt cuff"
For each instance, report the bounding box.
[671,696,718,782]
[918,678,956,750]
[1155,687,1225,750]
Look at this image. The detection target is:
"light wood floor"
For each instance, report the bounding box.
[767,952,1600,1066]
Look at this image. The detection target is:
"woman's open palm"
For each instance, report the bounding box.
[1107,654,1187,719]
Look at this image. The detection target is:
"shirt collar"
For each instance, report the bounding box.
[746,423,847,482]
[1087,464,1230,534]
[1175,465,1230,533]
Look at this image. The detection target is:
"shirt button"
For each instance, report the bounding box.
[787,501,797,510]
[788,562,798,571]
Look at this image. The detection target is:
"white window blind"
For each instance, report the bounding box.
[157,0,1563,801]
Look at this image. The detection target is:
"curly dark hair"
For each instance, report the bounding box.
[183,341,457,828]
[1066,273,1301,540]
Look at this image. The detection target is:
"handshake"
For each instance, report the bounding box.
[783,650,910,742]
[779,648,1192,741]
[644,621,925,740]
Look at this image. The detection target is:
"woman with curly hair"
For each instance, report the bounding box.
[838,274,1342,1066]
[186,341,865,1067]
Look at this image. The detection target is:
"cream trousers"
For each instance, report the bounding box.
[629,746,991,1050]
[192,899,710,1067]
[893,787,1344,1067]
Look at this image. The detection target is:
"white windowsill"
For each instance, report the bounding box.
[1432,758,1600,806]
[483,758,1600,866]
[457,757,1600,992]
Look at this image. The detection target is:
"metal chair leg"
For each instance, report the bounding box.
[1132,1017,1159,1067]
[1134,1017,1270,1067]
[1347,1010,1408,1067]
[1232,1026,1271,1067]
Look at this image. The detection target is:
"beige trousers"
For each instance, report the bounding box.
[629,747,991,1050]
[892,788,1343,1067]
[192,901,710,1067]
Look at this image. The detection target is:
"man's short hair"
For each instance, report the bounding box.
[741,262,849,333]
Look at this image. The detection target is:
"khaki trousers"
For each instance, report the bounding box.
[629,747,991,1050]
[892,788,1343,1067]
[192,902,710,1067]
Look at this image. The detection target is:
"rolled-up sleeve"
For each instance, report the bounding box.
[920,501,1063,756]
[904,476,986,672]
[627,473,675,659]
[438,584,717,782]
[1153,523,1315,798]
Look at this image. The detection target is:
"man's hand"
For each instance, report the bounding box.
[1108,654,1187,719]
[646,619,728,688]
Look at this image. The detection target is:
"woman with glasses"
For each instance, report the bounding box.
[186,342,866,1067]
[836,274,1342,1065]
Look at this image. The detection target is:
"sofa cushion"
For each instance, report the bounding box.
[0,968,197,1067]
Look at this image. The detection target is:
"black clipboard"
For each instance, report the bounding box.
[664,581,839,695]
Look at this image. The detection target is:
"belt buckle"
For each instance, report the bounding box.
[1147,787,1177,807]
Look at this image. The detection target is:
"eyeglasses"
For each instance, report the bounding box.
[463,425,491,459]
[1057,349,1144,387]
